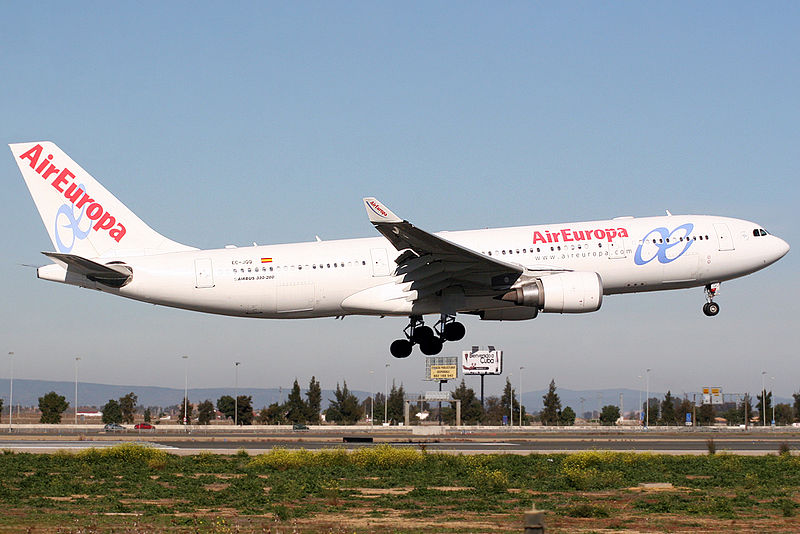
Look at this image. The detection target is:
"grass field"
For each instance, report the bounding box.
[1,444,799,532]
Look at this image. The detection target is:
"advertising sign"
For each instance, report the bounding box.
[462,350,503,375]
[426,356,459,381]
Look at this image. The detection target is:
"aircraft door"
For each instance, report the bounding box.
[370,248,391,276]
[194,258,214,288]
[607,238,628,259]
[713,223,735,251]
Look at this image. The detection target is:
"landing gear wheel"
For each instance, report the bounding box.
[703,302,720,317]
[419,337,444,355]
[442,321,465,341]
[411,325,435,344]
[390,339,413,358]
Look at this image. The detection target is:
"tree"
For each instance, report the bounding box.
[372,392,386,424]
[676,398,693,425]
[659,391,678,425]
[259,402,286,424]
[143,408,152,423]
[119,392,138,424]
[697,404,715,426]
[599,405,620,425]
[179,397,194,424]
[306,376,322,423]
[387,381,405,424]
[540,379,561,426]
[325,381,362,424]
[483,396,505,425]
[501,378,520,424]
[445,380,483,424]
[197,399,215,425]
[645,397,660,424]
[793,392,800,422]
[39,391,69,424]
[217,395,235,421]
[756,390,773,425]
[0,398,3,423]
[235,395,254,425]
[560,406,576,426]
[285,379,307,423]
[775,403,793,426]
[101,399,122,424]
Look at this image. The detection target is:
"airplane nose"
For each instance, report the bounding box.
[775,237,790,259]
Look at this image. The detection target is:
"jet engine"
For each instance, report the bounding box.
[501,272,602,313]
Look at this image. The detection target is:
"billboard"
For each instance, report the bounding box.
[462,349,503,375]
[426,356,459,380]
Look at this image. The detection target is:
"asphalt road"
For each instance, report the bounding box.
[1,433,797,455]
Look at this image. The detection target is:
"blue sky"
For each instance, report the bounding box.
[1,3,798,403]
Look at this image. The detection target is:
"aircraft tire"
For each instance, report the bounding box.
[706,302,720,316]
[419,337,444,356]
[411,326,435,344]
[443,322,466,341]
[390,339,413,358]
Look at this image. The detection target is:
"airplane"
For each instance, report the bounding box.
[11,141,790,358]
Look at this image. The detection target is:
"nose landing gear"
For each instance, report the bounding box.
[703,283,720,317]
[389,314,466,358]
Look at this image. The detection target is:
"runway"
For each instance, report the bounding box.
[1,431,797,455]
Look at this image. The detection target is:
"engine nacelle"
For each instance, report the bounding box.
[501,272,603,313]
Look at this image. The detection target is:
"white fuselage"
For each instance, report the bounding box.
[38,214,789,320]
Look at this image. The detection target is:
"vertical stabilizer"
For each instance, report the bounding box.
[10,141,195,258]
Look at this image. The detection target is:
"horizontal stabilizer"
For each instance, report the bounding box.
[42,252,132,288]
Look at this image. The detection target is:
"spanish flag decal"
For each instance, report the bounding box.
[261,258,273,263]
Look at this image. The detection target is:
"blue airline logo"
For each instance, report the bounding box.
[634,223,695,265]
[54,183,92,253]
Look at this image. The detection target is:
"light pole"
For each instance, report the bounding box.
[761,371,766,427]
[369,369,374,426]
[519,366,524,427]
[74,357,81,425]
[384,364,390,425]
[645,368,651,428]
[182,355,189,425]
[7,352,13,431]
[234,361,241,426]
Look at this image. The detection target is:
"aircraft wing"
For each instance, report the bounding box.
[42,252,132,287]
[363,197,524,300]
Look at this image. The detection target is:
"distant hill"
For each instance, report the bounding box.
[0,378,364,410]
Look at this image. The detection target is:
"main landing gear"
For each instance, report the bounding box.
[389,314,466,358]
[702,283,720,317]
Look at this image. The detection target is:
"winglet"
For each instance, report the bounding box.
[363,197,402,224]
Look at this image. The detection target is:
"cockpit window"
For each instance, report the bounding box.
[753,229,760,237]
[753,228,769,237]
[760,229,768,236]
